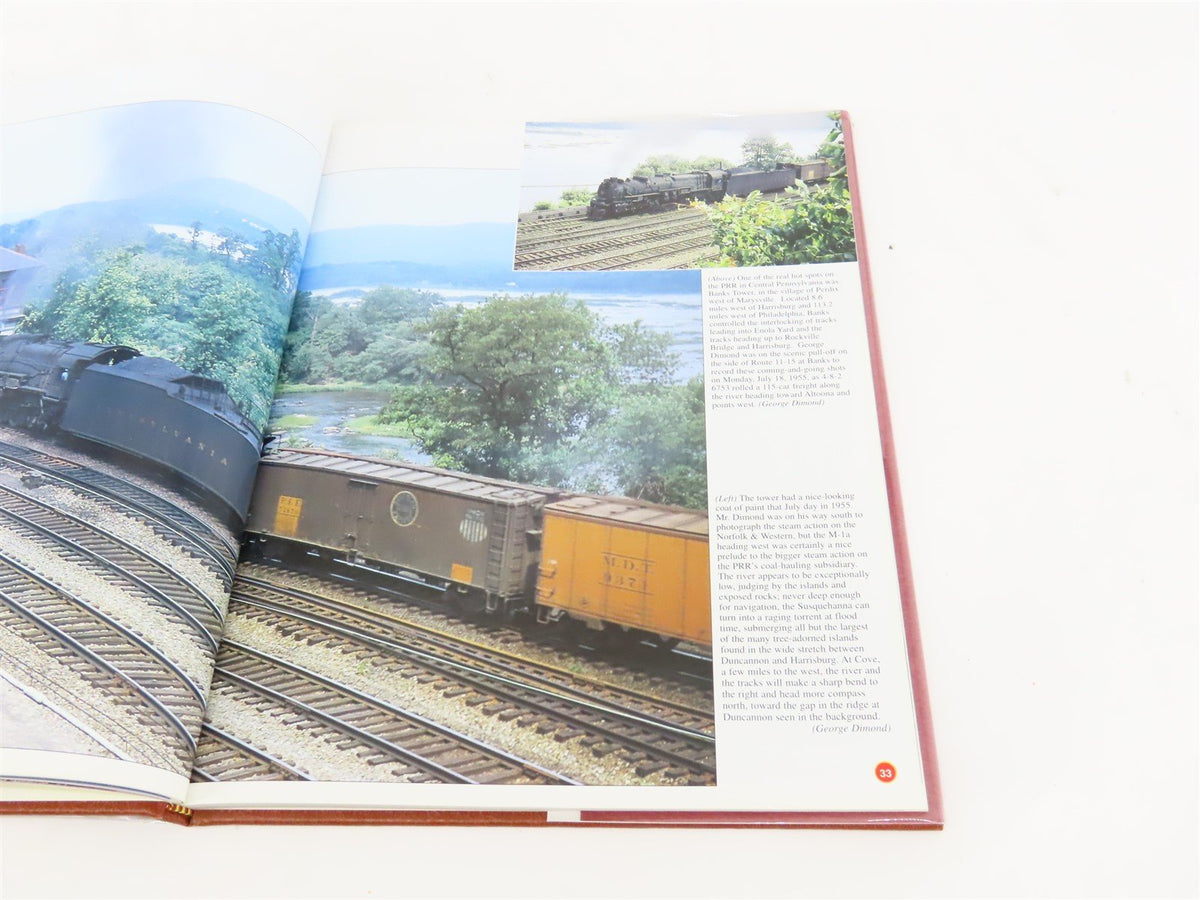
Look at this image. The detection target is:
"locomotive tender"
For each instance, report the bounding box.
[587,159,833,219]
[245,448,712,649]
[0,334,262,522]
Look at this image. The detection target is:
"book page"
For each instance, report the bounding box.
[0,100,323,803]
[186,112,936,822]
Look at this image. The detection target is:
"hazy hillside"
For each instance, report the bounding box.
[1,177,309,256]
[298,223,700,296]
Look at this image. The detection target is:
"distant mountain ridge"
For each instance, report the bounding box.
[1,177,310,256]
[0,177,312,309]
[299,261,701,297]
[299,223,701,296]
[133,177,310,237]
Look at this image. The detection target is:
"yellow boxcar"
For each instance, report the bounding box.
[536,495,710,647]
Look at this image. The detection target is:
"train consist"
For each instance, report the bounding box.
[245,449,711,650]
[587,159,833,219]
[0,334,262,522]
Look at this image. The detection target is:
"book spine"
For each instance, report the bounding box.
[841,110,943,825]
[0,800,191,824]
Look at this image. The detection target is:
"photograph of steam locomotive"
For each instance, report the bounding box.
[0,107,716,791]
[0,100,317,780]
[515,112,857,271]
[0,335,262,522]
[586,159,834,220]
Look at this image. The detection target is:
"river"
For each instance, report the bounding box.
[267,388,432,463]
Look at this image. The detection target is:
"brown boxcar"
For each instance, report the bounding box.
[795,159,833,182]
[245,449,561,611]
[536,495,710,647]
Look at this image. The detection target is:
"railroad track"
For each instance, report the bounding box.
[515,208,710,249]
[247,558,714,696]
[191,723,311,782]
[0,437,238,583]
[235,573,714,734]
[514,207,717,271]
[517,233,716,272]
[0,482,224,652]
[0,549,201,771]
[665,645,715,681]
[641,245,721,270]
[208,640,578,785]
[516,204,590,224]
[513,224,710,270]
[585,234,720,271]
[227,574,716,784]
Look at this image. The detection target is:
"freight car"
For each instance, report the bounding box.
[243,448,712,650]
[244,449,560,614]
[536,495,710,649]
[0,334,262,522]
[587,160,833,219]
[790,158,834,184]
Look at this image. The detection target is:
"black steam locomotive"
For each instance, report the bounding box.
[0,334,262,523]
[587,159,833,219]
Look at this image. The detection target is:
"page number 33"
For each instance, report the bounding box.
[875,762,896,783]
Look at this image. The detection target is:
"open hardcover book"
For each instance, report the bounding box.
[0,104,940,827]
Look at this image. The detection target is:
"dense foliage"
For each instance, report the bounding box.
[812,113,847,175]
[704,181,857,266]
[533,188,598,211]
[630,154,732,176]
[20,228,302,428]
[589,375,707,507]
[705,115,856,267]
[739,135,799,170]
[374,294,707,507]
[279,286,440,385]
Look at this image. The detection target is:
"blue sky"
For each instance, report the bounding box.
[1,100,322,223]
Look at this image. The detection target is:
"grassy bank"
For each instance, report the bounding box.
[343,415,415,438]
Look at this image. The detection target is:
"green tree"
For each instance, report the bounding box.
[632,154,688,176]
[631,154,733,176]
[252,229,303,292]
[302,305,371,381]
[278,285,439,386]
[531,188,597,211]
[21,245,289,428]
[740,135,797,170]
[705,182,857,267]
[376,294,703,506]
[590,376,707,507]
[354,285,439,329]
[813,112,847,182]
[215,228,248,261]
[277,290,327,383]
[558,188,595,206]
[607,320,677,385]
[707,120,856,268]
[379,295,619,479]
[25,248,155,343]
